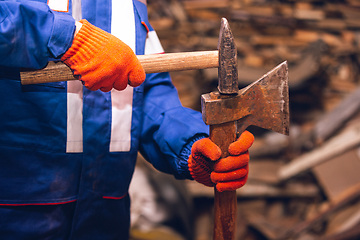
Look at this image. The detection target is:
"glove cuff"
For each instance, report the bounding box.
[188,155,214,187]
[177,134,208,180]
[187,137,215,188]
[61,19,108,67]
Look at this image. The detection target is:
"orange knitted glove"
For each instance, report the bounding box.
[188,131,254,192]
[61,19,145,92]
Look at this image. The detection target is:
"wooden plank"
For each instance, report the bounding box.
[182,0,230,9]
[279,182,360,239]
[313,87,360,144]
[325,202,360,237]
[278,121,360,181]
[312,148,360,201]
[316,19,347,30]
[294,9,325,20]
[247,160,282,184]
[294,30,320,43]
[186,9,221,20]
[320,224,360,240]
[245,212,279,239]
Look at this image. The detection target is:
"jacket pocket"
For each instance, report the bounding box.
[0,146,81,205]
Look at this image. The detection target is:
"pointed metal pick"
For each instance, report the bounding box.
[217,18,238,95]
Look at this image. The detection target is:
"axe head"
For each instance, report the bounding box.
[201,61,290,136]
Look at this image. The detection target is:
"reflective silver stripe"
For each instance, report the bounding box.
[109,0,135,152]
[145,31,165,55]
[47,0,69,12]
[66,81,83,153]
[66,0,84,153]
[72,0,82,21]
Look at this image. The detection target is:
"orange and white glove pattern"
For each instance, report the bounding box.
[188,131,254,192]
[61,19,145,92]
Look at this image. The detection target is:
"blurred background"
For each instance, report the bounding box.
[129,0,360,239]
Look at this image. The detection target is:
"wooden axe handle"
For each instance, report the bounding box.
[20,50,219,85]
[210,122,237,240]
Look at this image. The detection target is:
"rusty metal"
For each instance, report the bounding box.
[202,61,289,136]
[217,18,238,95]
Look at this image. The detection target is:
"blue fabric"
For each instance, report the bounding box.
[0,1,75,68]
[139,72,209,179]
[0,0,209,238]
[0,202,77,239]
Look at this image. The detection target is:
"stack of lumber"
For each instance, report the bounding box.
[135,0,360,239]
[148,0,360,113]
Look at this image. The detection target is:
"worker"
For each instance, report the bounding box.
[0,0,254,239]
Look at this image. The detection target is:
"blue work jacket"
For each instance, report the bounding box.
[0,0,208,238]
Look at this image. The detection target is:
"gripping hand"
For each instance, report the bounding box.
[188,131,254,192]
[61,20,145,92]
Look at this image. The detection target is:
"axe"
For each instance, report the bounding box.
[20,18,289,240]
[201,18,289,240]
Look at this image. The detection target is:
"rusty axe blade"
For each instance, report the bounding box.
[202,61,290,136]
[237,61,289,135]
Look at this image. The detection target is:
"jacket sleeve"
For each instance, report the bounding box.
[139,72,209,180]
[0,1,75,69]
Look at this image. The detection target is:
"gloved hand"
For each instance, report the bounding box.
[61,19,145,92]
[188,131,254,192]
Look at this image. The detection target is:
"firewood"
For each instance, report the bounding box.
[182,0,230,10]
[324,202,360,238]
[313,87,360,144]
[278,121,360,182]
[320,222,360,240]
[294,3,325,20]
[316,19,347,30]
[279,182,360,239]
[312,148,360,201]
[247,160,283,184]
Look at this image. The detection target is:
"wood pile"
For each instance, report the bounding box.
[139,0,360,239]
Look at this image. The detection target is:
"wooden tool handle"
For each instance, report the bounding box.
[20,50,219,85]
[210,122,237,240]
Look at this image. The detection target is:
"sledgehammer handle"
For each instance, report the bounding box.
[20,50,219,85]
